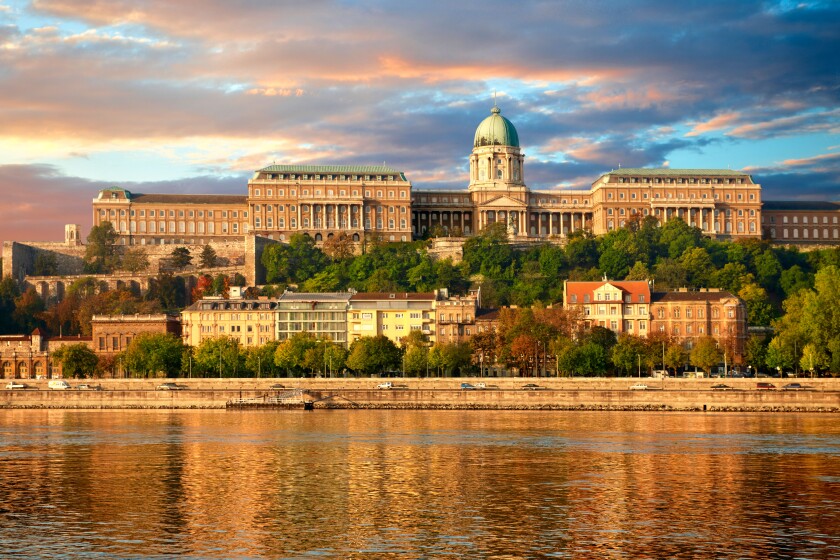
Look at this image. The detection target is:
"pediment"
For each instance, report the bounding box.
[480,195,527,208]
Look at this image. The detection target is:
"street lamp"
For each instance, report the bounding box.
[637,353,641,378]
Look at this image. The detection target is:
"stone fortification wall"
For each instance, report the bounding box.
[2,241,86,280]
[245,234,279,285]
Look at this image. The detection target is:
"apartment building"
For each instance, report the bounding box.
[347,292,437,346]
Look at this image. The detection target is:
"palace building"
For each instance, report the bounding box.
[90,103,839,248]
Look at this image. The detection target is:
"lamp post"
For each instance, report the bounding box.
[637,353,641,378]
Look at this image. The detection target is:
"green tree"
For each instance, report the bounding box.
[689,337,722,375]
[169,247,193,271]
[0,277,21,334]
[664,342,687,374]
[120,333,184,378]
[274,332,318,377]
[262,234,328,284]
[346,335,401,375]
[244,341,282,377]
[611,334,647,376]
[743,334,768,374]
[85,222,119,273]
[121,248,150,274]
[766,336,795,374]
[625,261,651,281]
[440,342,473,376]
[799,343,828,376]
[52,343,98,379]
[738,283,776,326]
[779,265,813,297]
[679,247,714,288]
[659,218,703,259]
[13,287,45,333]
[199,245,218,268]
[33,252,58,276]
[194,336,246,377]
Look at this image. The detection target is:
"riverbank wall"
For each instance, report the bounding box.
[2,377,839,411]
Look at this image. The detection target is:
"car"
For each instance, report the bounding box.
[5,381,28,390]
[521,383,544,390]
[376,382,393,390]
[460,382,476,390]
[77,384,103,391]
[782,383,808,391]
[269,384,286,390]
[629,383,648,390]
[756,382,776,390]
[711,384,735,390]
[48,379,72,390]
[156,382,187,391]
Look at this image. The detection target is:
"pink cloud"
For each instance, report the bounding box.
[685,112,741,137]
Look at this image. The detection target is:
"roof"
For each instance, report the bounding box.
[564,280,651,304]
[475,308,500,321]
[651,290,738,303]
[762,200,840,211]
[184,298,279,311]
[278,292,353,303]
[350,292,436,301]
[474,105,520,148]
[129,194,247,205]
[258,164,403,175]
[605,168,750,176]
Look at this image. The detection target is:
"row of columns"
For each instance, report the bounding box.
[529,211,591,237]
[300,203,362,230]
[413,210,472,235]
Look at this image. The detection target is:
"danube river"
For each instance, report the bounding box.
[0,410,837,558]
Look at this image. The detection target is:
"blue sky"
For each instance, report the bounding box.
[0,0,838,241]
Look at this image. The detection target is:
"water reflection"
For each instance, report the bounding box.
[0,410,837,558]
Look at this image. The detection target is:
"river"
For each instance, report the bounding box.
[0,410,837,558]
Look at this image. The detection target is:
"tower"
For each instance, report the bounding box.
[65,224,82,246]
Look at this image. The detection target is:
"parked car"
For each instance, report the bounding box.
[376,382,393,390]
[521,383,544,390]
[711,384,735,390]
[77,384,103,391]
[156,382,187,391]
[460,383,476,390]
[629,383,648,390]
[756,382,776,390]
[269,384,286,390]
[782,383,809,391]
[5,381,28,390]
[48,379,72,390]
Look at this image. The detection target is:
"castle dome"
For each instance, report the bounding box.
[473,104,519,148]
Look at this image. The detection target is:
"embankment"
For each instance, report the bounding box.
[2,377,838,411]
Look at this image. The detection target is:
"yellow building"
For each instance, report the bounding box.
[180,297,279,347]
[348,292,436,345]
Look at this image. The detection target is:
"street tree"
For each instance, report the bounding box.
[346,335,401,376]
[120,333,184,378]
[52,343,98,379]
[194,336,245,377]
[689,337,722,376]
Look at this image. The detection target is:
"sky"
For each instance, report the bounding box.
[0,0,838,242]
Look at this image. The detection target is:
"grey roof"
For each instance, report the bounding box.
[277,292,354,302]
[605,168,751,176]
[130,194,247,205]
[762,200,840,211]
[258,164,404,175]
[651,290,738,303]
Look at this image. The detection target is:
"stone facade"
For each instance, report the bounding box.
[761,201,840,243]
[1,329,94,380]
[564,280,748,364]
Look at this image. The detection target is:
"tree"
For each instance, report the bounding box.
[440,342,473,376]
[690,337,722,375]
[121,248,150,274]
[245,341,282,377]
[120,333,184,378]
[664,342,687,374]
[274,332,317,377]
[346,335,401,375]
[403,345,429,376]
[52,343,98,379]
[194,336,245,378]
[743,334,768,374]
[85,222,119,272]
[33,252,58,276]
[13,287,45,333]
[766,336,795,374]
[199,245,218,268]
[262,234,328,284]
[0,277,21,334]
[612,334,647,376]
[800,343,828,376]
[738,282,776,326]
[169,247,193,271]
[322,232,355,261]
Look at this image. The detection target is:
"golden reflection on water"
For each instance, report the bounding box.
[0,410,837,558]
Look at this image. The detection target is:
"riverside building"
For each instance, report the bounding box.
[563,280,747,363]
[89,102,838,247]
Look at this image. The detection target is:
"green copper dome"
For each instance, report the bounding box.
[473,104,520,148]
